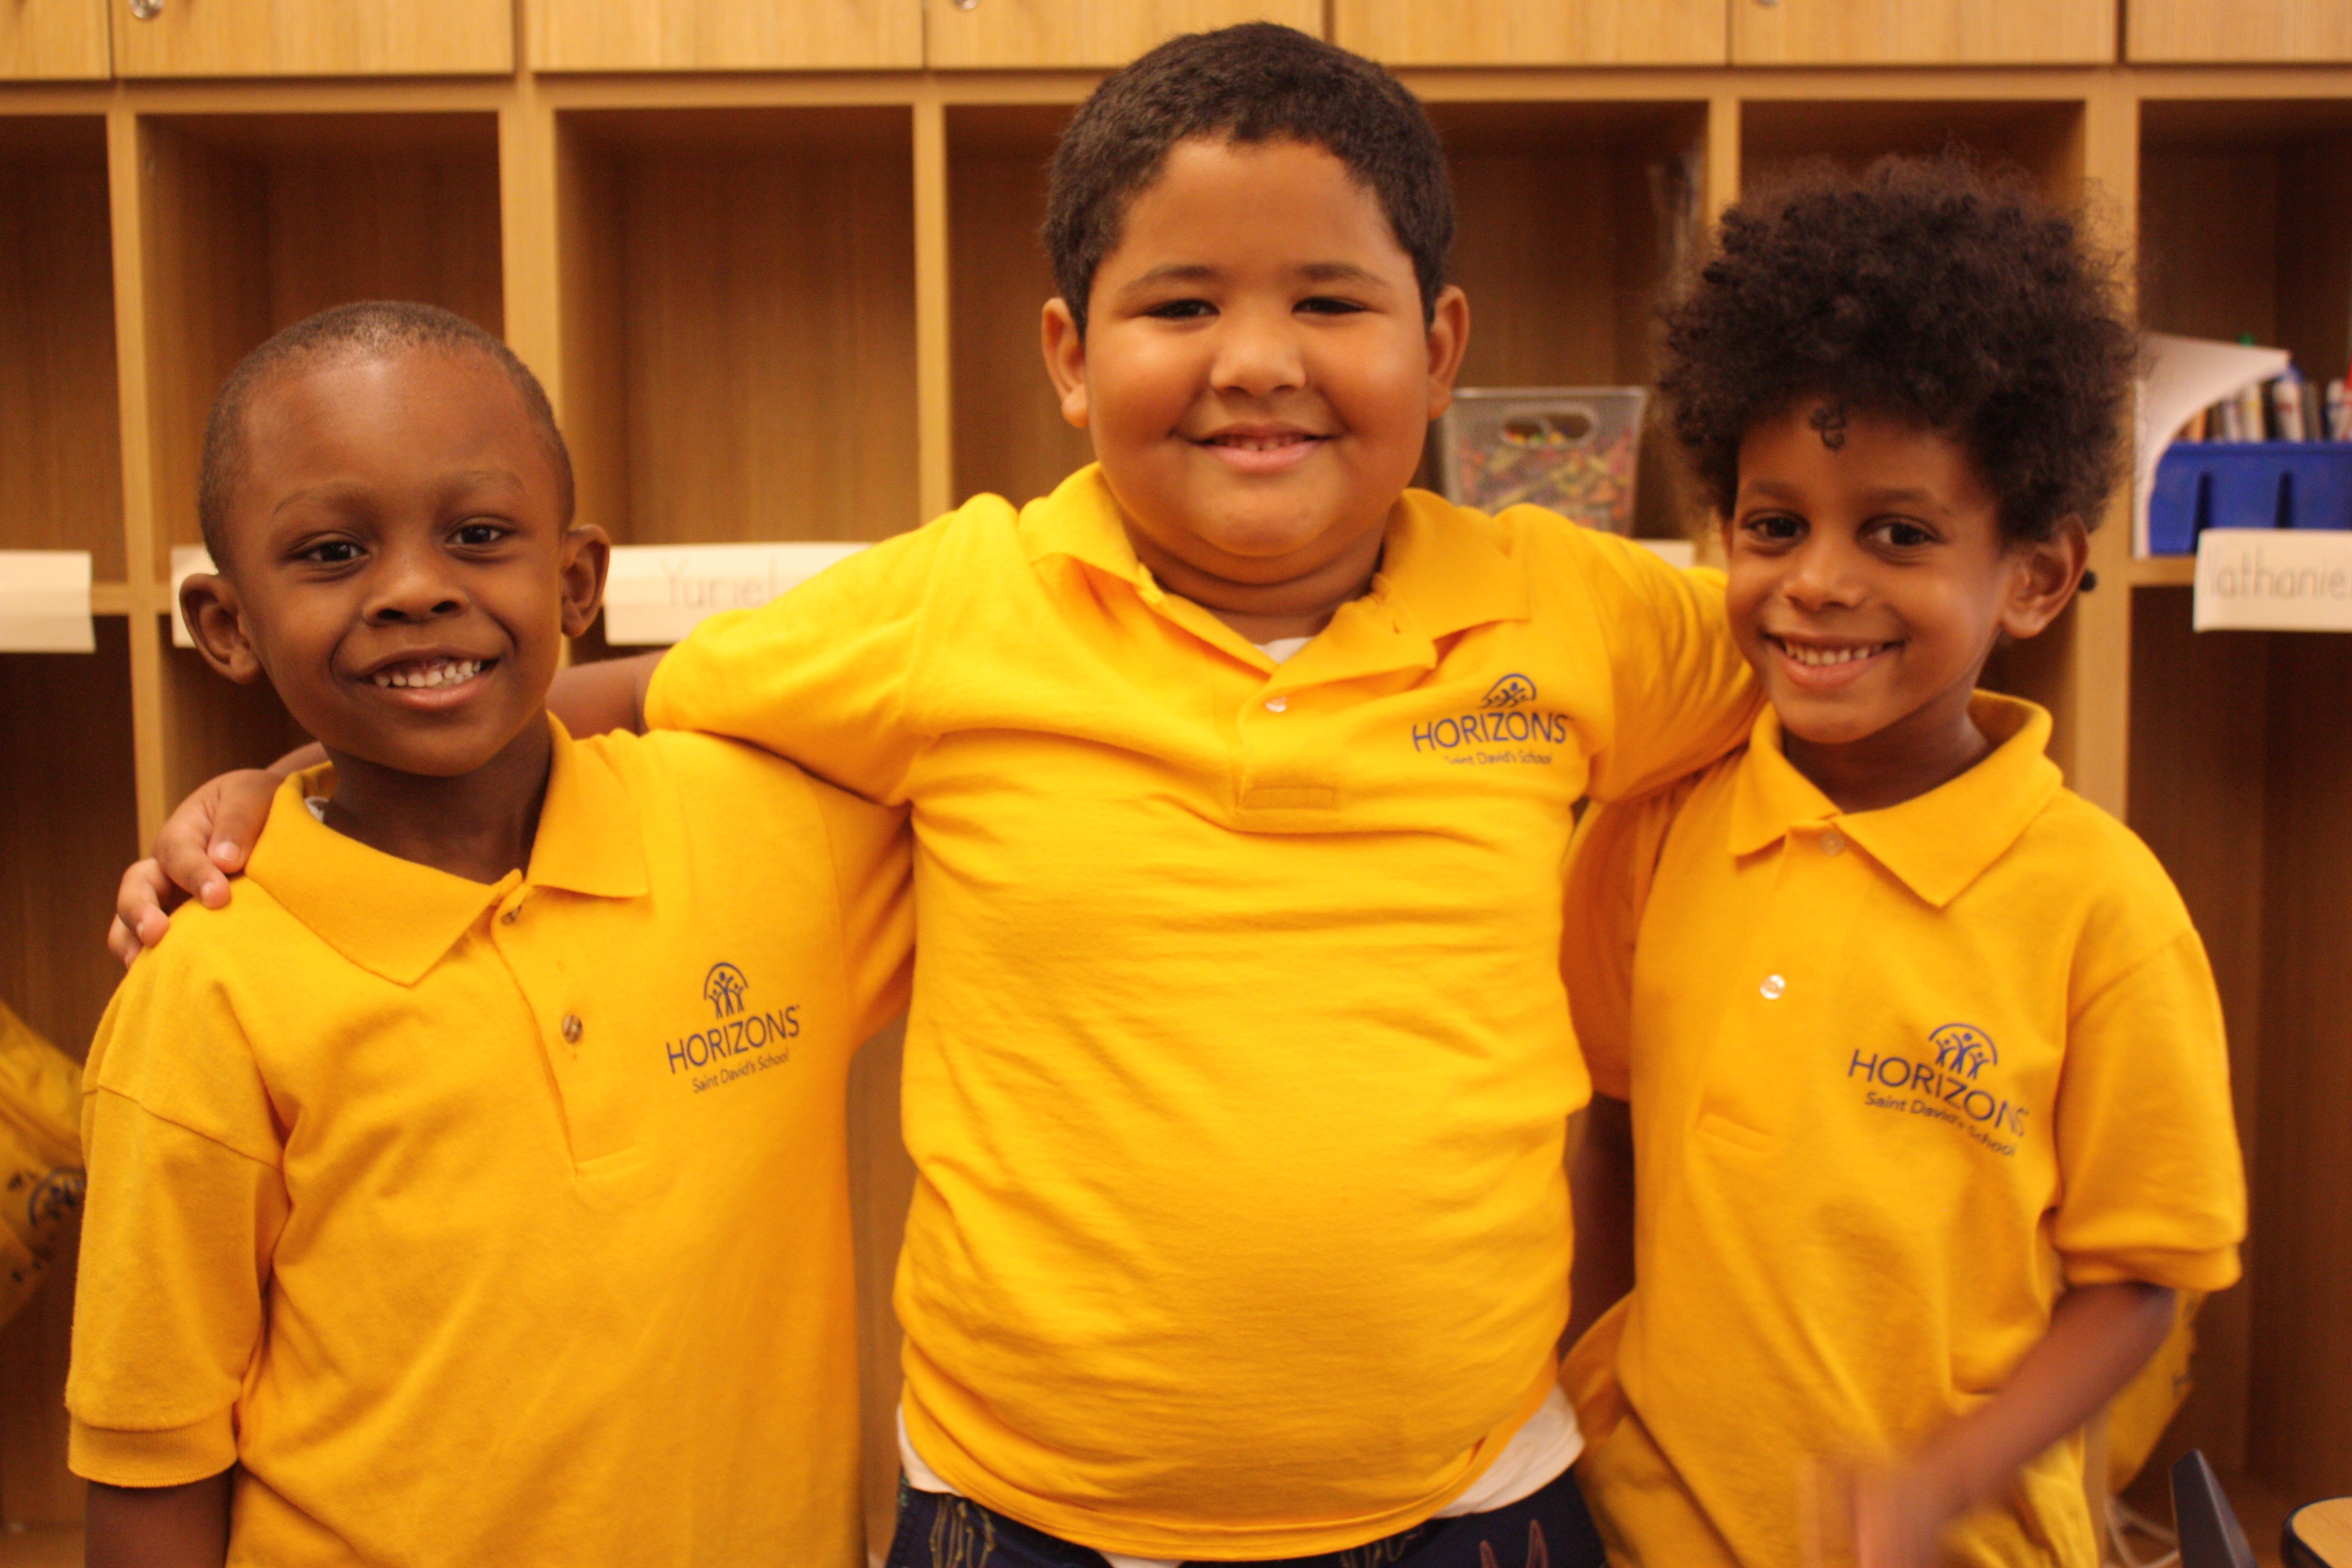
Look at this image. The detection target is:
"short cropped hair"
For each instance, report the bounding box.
[198,301,574,567]
[1044,23,1453,335]
[1658,156,2137,542]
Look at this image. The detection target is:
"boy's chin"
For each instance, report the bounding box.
[1766,692,1903,751]
[319,716,546,783]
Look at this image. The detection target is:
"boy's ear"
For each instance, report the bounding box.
[1422,285,1472,422]
[2000,518,2091,640]
[181,572,264,685]
[557,524,611,640]
[1041,297,1089,429]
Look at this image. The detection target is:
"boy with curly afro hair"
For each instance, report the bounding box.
[1558,156,2246,1568]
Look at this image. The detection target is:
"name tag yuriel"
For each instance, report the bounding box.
[605,543,867,645]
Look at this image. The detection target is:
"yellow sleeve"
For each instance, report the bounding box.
[809,780,915,1043]
[644,515,959,806]
[2052,925,2246,1293]
[68,963,287,1488]
[1573,533,1760,803]
[1560,779,1695,1102]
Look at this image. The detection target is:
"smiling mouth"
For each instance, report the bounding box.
[369,656,493,691]
[1767,635,1898,668]
[1202,431,1324,451]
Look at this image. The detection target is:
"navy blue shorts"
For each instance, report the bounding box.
[883,1464,1605,1568]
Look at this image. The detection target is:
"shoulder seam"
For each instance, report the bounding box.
[2068,923,2206,1027]
[90,1083,281,1171]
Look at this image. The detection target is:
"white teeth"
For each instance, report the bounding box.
[1780,640,1885,668]
[1217,434,1309,451]
[371,658,484,691]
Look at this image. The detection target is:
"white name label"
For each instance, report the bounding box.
[2194,529,2352,632]
[603,542,868,646]
[0,551,95,653]
[170,545,216,649]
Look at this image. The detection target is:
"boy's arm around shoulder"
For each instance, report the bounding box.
[643,515,970,807]
[1533,518,1758,803]
[70,933,289,1498]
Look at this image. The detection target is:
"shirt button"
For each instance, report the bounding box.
[1821,831,1846,856]
[1264,695,1287,714]
[500,907,520,924]
[1760,974,1787,1001]
[561,1014,583,1044]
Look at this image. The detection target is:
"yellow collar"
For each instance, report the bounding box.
[1019,464,1531,662]
[1727,692,2062,909]
[244,716,649,986]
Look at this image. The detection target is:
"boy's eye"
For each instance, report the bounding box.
[1743,512,1805,543]
[1297,295,1366,316]
[452,521,508,547]
[1872,519,1937,549]
[298,538,364,566]
[1144,298,1215,320]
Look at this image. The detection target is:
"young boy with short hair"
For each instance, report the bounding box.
[1559,160,2246,1568]
[70,302,909,1568]
[119,30,1756,1567]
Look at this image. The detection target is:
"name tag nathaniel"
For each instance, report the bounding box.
[603,543,867,646]
[0,551,95,653]
[2193,528,2352,633]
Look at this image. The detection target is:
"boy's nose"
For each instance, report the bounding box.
[1781,541,1867,608]
[1208,311,1307,398]
[365,546,467,623]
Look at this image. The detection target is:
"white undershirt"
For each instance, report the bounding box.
[894,630,1583,1563]
[896,1387,1582,1568]
[1256,634,1314,664]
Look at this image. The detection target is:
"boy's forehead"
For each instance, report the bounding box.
[246,350,536,468]
[230,349,552,524]
[1108,137,1404,270]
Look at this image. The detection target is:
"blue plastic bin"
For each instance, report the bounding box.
[2147,443,2352,554]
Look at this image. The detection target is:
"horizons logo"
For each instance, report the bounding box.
[1411,671,1570,756]
[1930,1022,1998,1080]
[667,961,799,1077]
[1482,672,1538,708]
[704,961,749,1019]
[1848,1020,2028,1148]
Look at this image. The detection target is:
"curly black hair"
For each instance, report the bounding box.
[1044,23,1452,336]
[1657,156,2136,542]
[200,301,573,569]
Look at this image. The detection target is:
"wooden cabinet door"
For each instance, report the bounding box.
[1732,0,2112,64]
[532,0,919,70]
[0,0,108,78]
[2130,0,2351,61]
[1335,0,1725,66]
[113,0,513,77]
[924,0,1322,69]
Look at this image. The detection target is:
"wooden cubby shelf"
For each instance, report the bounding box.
[558,104,918,551]
[1,18,2349,1556]
[0,116,119,581]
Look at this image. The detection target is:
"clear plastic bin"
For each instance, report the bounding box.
[1435,385,1646,532]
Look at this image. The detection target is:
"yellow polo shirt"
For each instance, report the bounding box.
[68,721,910,1568]
[1559,694,2245,1568]
[646,464,1757,1558]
